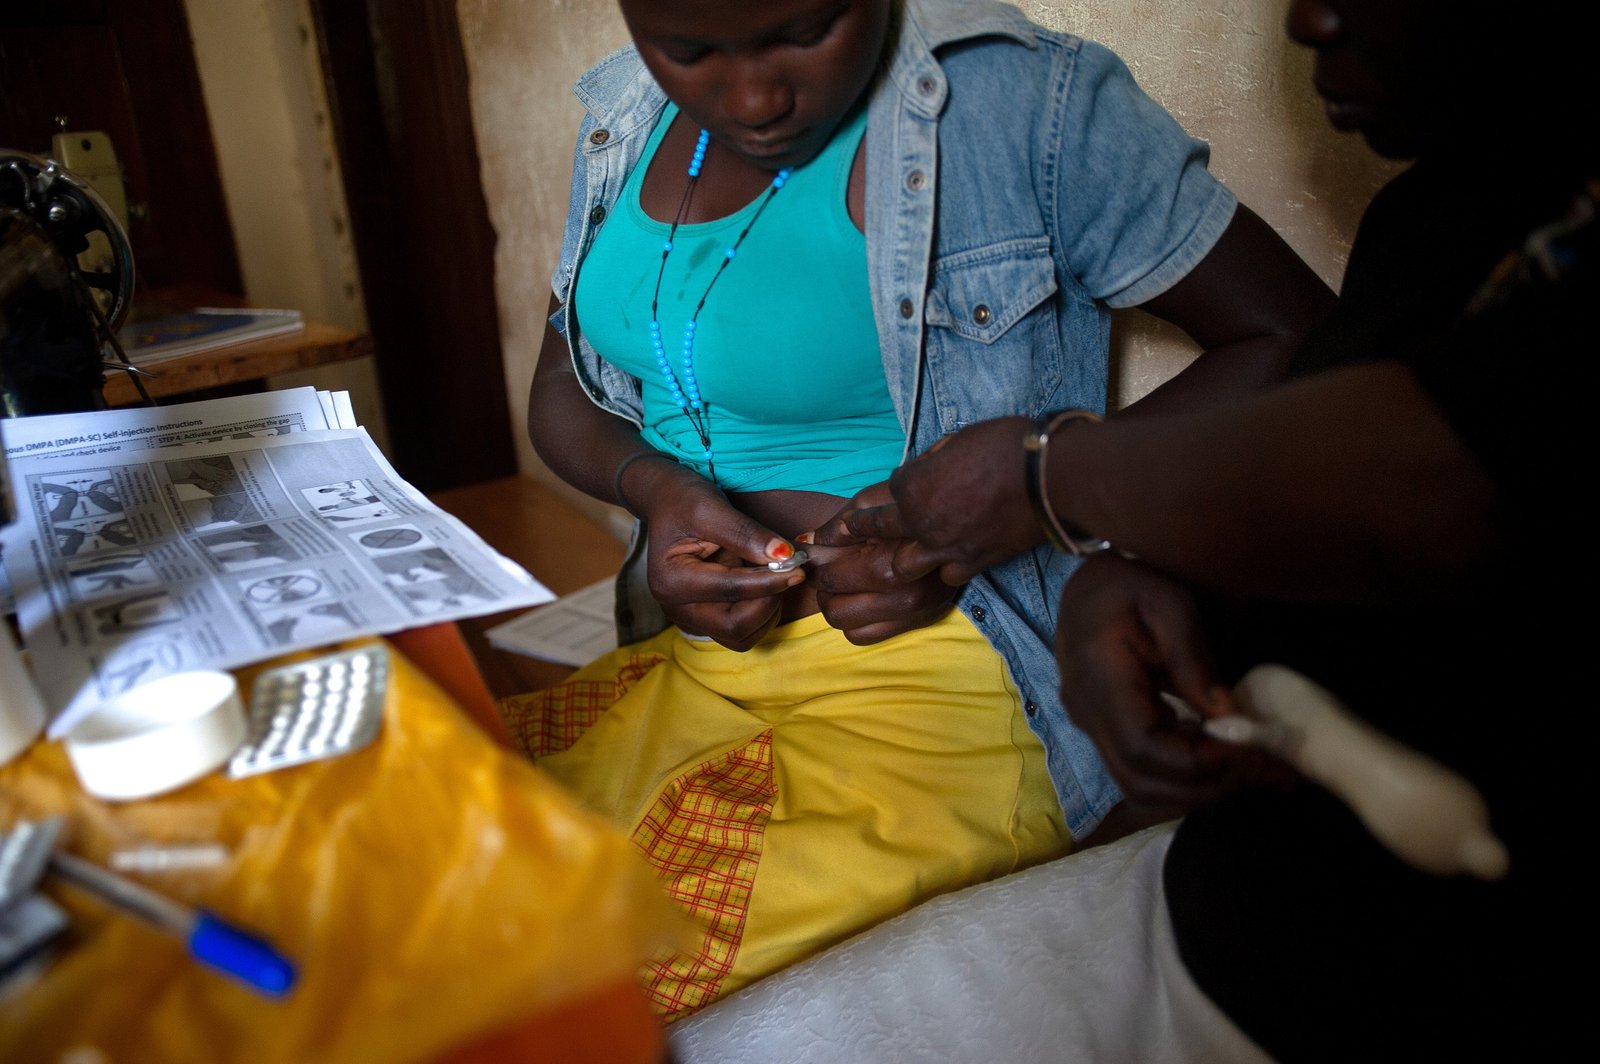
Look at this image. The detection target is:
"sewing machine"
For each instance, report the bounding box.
[0,149,136,425]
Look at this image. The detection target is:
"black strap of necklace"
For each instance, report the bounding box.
[648,132,791,488]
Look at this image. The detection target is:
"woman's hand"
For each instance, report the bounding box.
[844,417,1044,586]
[1055,553,1284,817]
[803,483,959,645]
[627,457,802,651]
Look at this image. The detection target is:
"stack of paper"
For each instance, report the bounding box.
[0,388,553,735]
[486,578,618,667]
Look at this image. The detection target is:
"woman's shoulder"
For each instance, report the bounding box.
[909,1,1131,95]
[572,43,665,129]
[907,0,1040,48]
[910,0,1123,59]
[574,42,640,90]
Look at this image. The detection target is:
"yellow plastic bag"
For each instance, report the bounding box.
[0,639,682,1064]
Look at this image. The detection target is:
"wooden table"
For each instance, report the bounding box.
[103,319,373,405]
[0,625,667,1064]
[428,475,626,699]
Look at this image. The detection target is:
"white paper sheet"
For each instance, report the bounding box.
[0,387,333,461]
[485,577,617,667]
[2,394,553,735]
[1,389,336,615]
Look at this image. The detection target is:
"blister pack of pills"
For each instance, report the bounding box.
[227,645,388,779]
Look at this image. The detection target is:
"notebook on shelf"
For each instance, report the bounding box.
[116,307,305,365]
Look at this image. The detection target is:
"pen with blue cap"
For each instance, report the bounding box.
[48,849,297,996]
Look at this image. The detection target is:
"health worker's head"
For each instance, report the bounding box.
[1286,0,1572,161]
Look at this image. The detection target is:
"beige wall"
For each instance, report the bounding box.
[183,0,391,453]
[459,0,1399,522]
[458,0,632,531]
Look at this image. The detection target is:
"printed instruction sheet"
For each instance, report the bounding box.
[1,390,552,735]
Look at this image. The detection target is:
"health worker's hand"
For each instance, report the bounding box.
[627,459,802,652]
[843,417,1044,586]
[802,483,960,645]
[1056,553,1284,816]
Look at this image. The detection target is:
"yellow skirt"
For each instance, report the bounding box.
[501,610,1070,1020]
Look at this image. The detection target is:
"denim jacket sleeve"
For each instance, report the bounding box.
[1051,40,1236,308]
[865,2,1239,836]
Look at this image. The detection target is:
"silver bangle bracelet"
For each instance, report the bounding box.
[1024,410,1114,556]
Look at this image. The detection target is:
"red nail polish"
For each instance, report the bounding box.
[769,541,793,560]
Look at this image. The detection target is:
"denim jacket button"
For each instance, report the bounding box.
[898,297,915,319]
[589,128,610,145]
[917,76,937,96]
[972,304,991,325]
[1024,700,1039,718]
[972,605,987,621]
[589,205,606,225]
[906,169,927,192]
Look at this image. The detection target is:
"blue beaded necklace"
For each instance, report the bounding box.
[650,128,791,485]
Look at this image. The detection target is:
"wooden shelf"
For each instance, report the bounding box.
[103,319,373,405]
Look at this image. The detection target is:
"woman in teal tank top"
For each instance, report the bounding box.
[516,0,1334,1019]
[576,102,905,498]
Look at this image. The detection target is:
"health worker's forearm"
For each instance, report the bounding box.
[1127,205,1336,418]
[1045,361,1499,605]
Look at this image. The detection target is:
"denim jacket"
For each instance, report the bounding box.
[547,0,1236,837]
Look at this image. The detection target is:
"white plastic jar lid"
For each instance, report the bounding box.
[64,671,246,802]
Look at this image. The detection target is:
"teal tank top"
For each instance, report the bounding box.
[574,104,903,496]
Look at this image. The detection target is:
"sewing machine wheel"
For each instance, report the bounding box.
[0,150,135,332]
